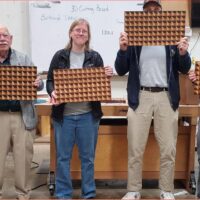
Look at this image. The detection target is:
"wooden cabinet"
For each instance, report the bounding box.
[179,74,199,105]
[36,74,199,193]
[36,104,199,193]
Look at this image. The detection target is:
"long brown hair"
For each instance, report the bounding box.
[65,18,91,51]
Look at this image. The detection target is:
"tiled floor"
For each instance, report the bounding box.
[1,137,198,199]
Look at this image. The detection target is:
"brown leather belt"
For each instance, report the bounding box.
[141,86,168,92]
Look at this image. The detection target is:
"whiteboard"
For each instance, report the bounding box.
[29,0,143,73]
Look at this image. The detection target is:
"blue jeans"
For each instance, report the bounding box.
[53,112,100,199]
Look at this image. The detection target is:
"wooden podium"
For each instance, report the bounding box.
[36,74,199,195]
[36,103,199,194]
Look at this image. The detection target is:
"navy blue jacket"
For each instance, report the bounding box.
[115,46,191,111]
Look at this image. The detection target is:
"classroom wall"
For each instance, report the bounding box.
[0,1,30,56]
[1,1,200,99]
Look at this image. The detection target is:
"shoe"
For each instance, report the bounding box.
[160,191,175,200]
[122,192,141,200]
[17,196,29,200]
[17,194,30,200]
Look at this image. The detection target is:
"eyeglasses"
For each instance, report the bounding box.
[73,28,88,35]
[144,5,161,12]
[0,33,10,39]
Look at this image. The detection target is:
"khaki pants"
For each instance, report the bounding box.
[0,112,35,199]
[127,90,178,192]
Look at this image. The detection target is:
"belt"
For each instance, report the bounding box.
[141,86,168,92]
[0,109,20,112]
[8,110,20,112]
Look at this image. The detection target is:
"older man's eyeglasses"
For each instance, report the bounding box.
[0,33,10,39]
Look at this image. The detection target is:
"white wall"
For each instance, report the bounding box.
[0,1,30,56]
[28,1,143,73]
[1,1,200,98]
[188,28,200,66]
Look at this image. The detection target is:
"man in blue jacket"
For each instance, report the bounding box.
[115,0,191,199]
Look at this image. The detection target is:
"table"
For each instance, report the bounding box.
[36,103,199,194]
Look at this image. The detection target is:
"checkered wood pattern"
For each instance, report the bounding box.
[194,61,200,95]
[54,67,111,103]
[124,11,186,46]
[0,66,37,100]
